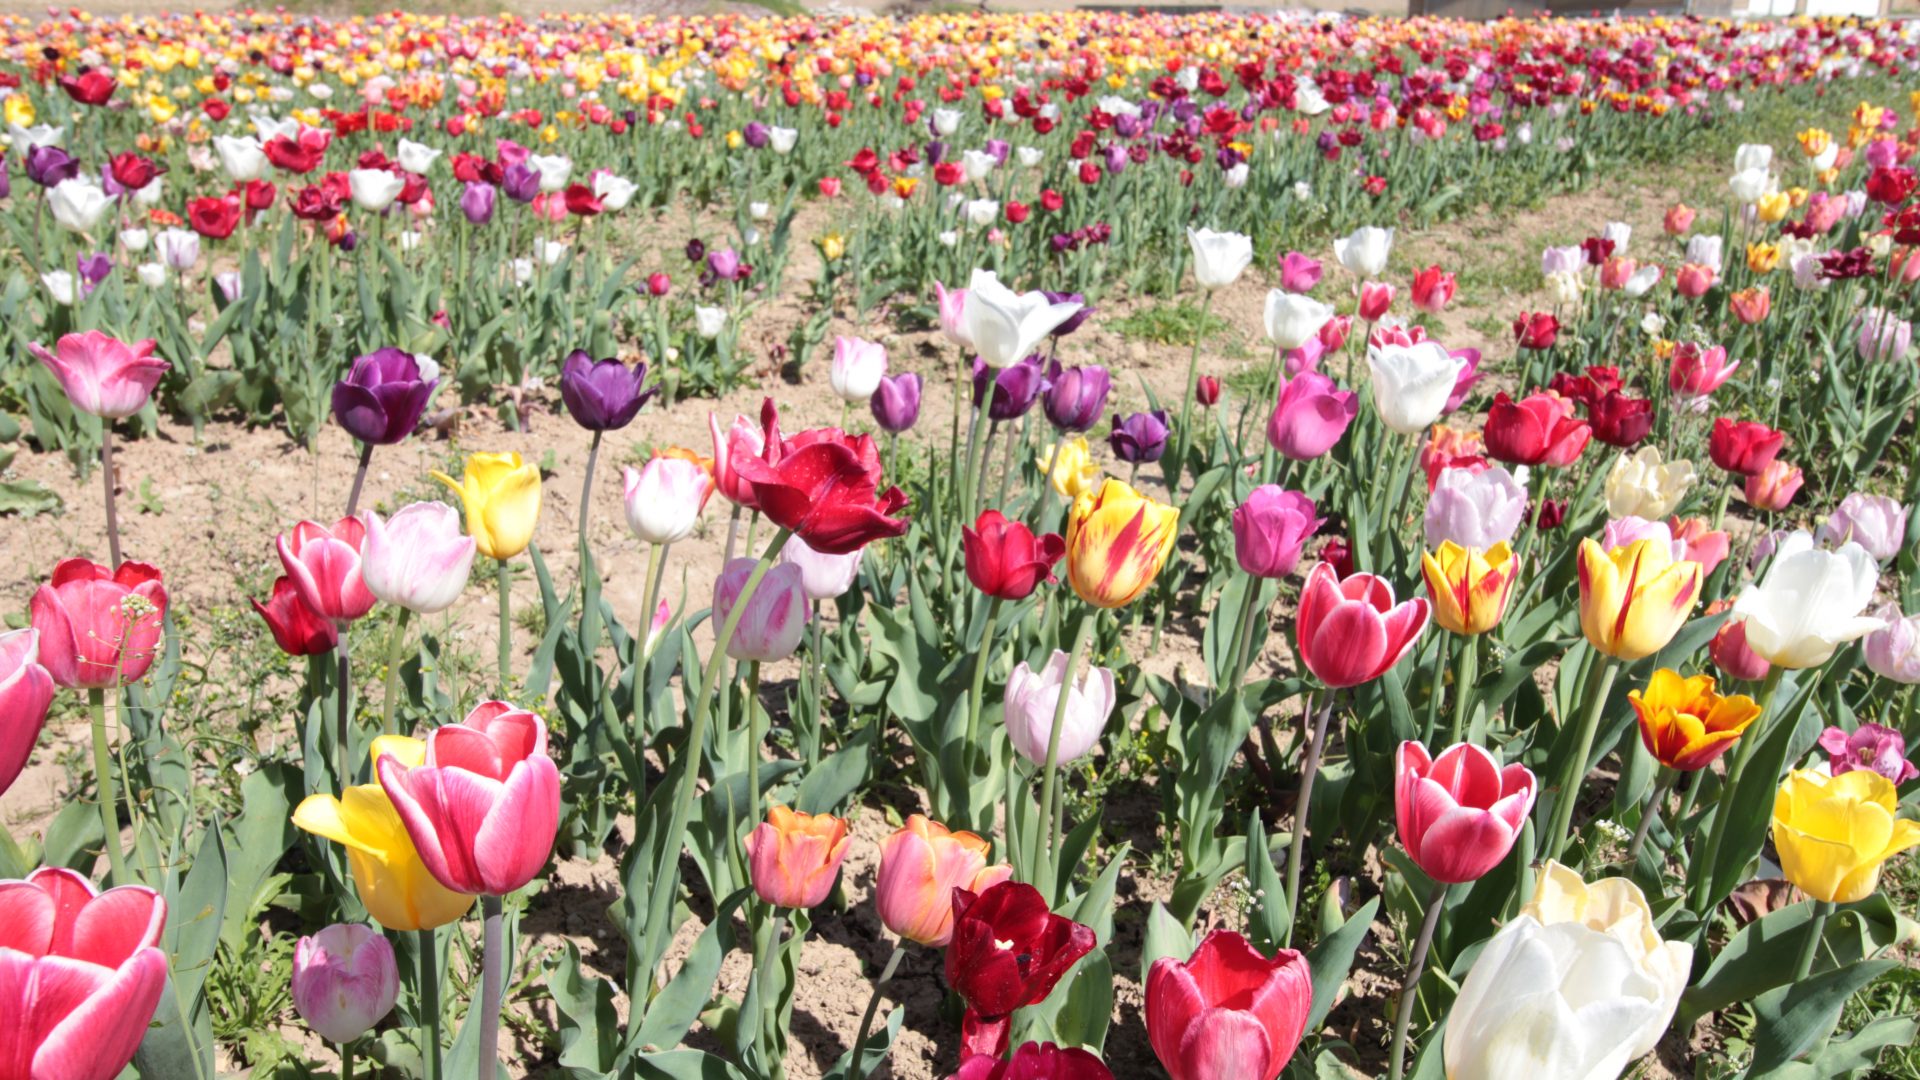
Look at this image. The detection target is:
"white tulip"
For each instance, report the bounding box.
[136,263,168,289]
[119,227,150,253]
[1223,162,1249,189]
[527,153,572,193]
[965,199,999,227]
[962,149,996,182]
[1734,142,1774,174]
[1685,235,1724,273]
[348,168,405,212]
[1186,226,1253,290]
[932,108,962,135]
[695,306,728,339]
[48,178,114,233]
[9,123,64,149]
[1605,447,1695,520]
[1602,221,1631,253]
[1367,339,1466,435]
[511,258,535,286]
[1016,146,1044,168]
[1728,167,1772,204]
[829,336,888,402]
[396,138,442,175]
[1263,290,1334,351]
[593,172,637,211]
[1334,225,1394,278]
[960,268,1083,368]
[213,134,267,182]
[767,126,797,154]
[749,201,771,221]
[156,228,200,271]
[41,271,77,305]
[1731,530,1882,669]
[534,239,568,265]
[132,176,163,208]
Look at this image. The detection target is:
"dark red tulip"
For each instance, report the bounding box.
[58,69,116,106]
[1587,390,1654,448]
[265,132,329,174]
[187,196,241,240]
[251,575,340,657]
[564,183,604,216]
[732,429,909,555]
[946,882,1096,1063]
[108,153,165,192]
[1195,375,1221,407]
[1512,311,1559,350]
[1483,392,1590,467]
[964,511,1065,600]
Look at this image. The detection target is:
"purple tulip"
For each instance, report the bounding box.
[26,146,79,188]
[559,351,654,432]
[925,140,947,167]
[1040,291,1095,338]
[1114,114,1144,139]
[0,163,10,200]
[502,163,540,204]
[707,248,743,281]
[1109,410,1170,464]
[332,348,439,445]
[76,251,112,287]
[1267,371,1358,461]
[984,139,1011,165]
[1233,486,1323,579]
[1816,493,1910,562]
[743,122,771,149]
[1818,723,1918,785]
[99,163,124,198]
[870,372,923,434]
[972,356,1049,421]
[1042,362,1110,432]
[460,181,496,225]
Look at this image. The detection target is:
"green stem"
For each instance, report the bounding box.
[336,640,353,787]
[806,605,823,768]
[1283,693,1334,949]
[419,927,441,1080]
[1448,634,1478,746]
[1037,611,1098,902]
[1387,880,1451,1080]
[847,945,907,1080]
[101,427,122,569]
[1546,656,1619,863]
[964,597,1006,825]
[1625,769,1678,867]
[344,440,374,522]
[381,608,413,736]
[88,688,131,884]
[759,908,789,1080]
[495,558,513,689]
[1793,901,1833,980]
[643,528,794,977]
[747,660,764,815]
[578,431,602,554]
[477,894,505,1080]
[1169,290,1215,497]
[340,1042,354,1080]
[1227,578,1263,692]
[1033,437,1064,531]
[1692,666,1788,909]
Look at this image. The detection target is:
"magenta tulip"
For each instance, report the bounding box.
[376,701,562,895]
[1266,372,1357,461]
[1395,741,1536,883]
[28,331,169,419]
[28,558,168,690]
[1294,562,1429,688]
[1232,487,1323,579]
[0,867,170,1080]
[1146,930,1312,1080]
[0,629,55,798]
[276,517,375,625]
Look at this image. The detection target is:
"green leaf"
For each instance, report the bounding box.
[633,889,750,1052]
[219,764,296,952]
[1244,811,1291,952]
[0,479,62,516]
[549,941,621,1076]
[1682,896,1913,1024]
[1142,901,1194,986]
[631,1050,755,1080]
[1305,897,1380,1033]
[1746,959,1896,1074]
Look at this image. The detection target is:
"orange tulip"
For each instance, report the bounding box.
[875,815,1012,946]
[743,805,850,909]
[1630,669,1761,772]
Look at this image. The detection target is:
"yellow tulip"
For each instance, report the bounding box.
[1064,478,1178,609]
[1746,242,1780,274]
[3,94,34,128]
[1037,436,1101,499]
[1576,539,1701,661]
[433,451,541,560]
[1772,769,1920,904]
[1421,541,1518,636]
[1754,192,1791,224]
[1796,127,1831,158]
[292,737,474,931]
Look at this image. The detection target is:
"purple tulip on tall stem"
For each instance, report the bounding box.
[557,350,655,550]
[330,348,440,519]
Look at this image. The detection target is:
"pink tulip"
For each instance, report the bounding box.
[0,629,55,798]
[709,406,771,510]
[1295,562,1429,688]
[1395,741,1536,883]
[1146,930,1312,1080]
[1266,372,1358,462]
[276,517,375,625]
[935,280,973,348]
[291,923,400,1044]
[360,502,476,615]
[1710,616,1771,682]
[1667,342,1738,399]
[28,558,168,690]
[1232,487,1323,579]
[27,331,169,419]
[1675,262,1716,299]
[0,866,170,1080]
[1817,722,1918,785]
[377,701,562,895]
[1357,281,1394,322]
[712,557,809,662]
[1443,348,1482,412]
[1277,252,1322,294]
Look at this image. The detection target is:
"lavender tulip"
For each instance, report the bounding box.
[1425,466,1528,551]
[1816,493,1909,562]
[870,372,923,433]
[460,181,496,225]
[292,924,399,1045]
[1864,604,1920,685]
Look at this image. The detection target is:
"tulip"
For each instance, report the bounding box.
[433,452,542,561]
[1865,605,1920,684]
[1064,479,1179,608]
[1819,722,1918,785]
[1043,364,1111,432]
[1232,487,1322,580]
[376,702,561,896]
[559,351,654,432]
[30,558,168,689]
[710,406,772,510]
[1186,226,1252,289]
[1038,291,1094,338]
[1604,447,1696,520]
[28,331,169,420]
[1730,531,1881,669]
[460,181,496,224]
[1512,311,1559,350]
[0,867,169,1080]
[1277,251,1322,293]
[875,815,1012,946]
[1004,650,1118,766]
[48,177,114,233]
[1109,410,1170,464]
[1409,265,1456,313]
[973,356,1050,421]
[25,145,80,188]
[871,372,924,433]
[1483,391,1589,467]
[830,336,888,402]
[1668,342,1738,400]
[1296,562,1429,687]
[1588,391,1654,448]
[361,502,476,615]
[1267,372,1358,461]
[1577,539,1701,661]
[1446,914,1681,1080]
[1367,340,1465,435]
[214,134,268,180]
[1195,375,1220,407]
[1396,740,1536,883]
[961,269,1082,368]
[1707,417,1783,477]
[292,923,400,1045]
[332,348,439,446]
[1036,437,1101,498]
[252,575,341,657]
[935,281,973,348]
[623,452,714,545]
[1519,861,1691,1052]
[713,558,809,661]
[1772,769,1920,904]
[1357,281,1394,321]
[1262,290,1335,351]
[1333,225,1393,278]
[348,168,405,211]
[952,1041,1114,1080]
[732,429,909,555]
[277,517,375,625]
[1421,542,1518,636]
[0,629,54,798]
[1743,459,1803,512]
[964,510,1065,600]
[1145,930,1312,1080]
[743,805,850,909]
[1424,466,1527,551]
[946,881,1097,1060]
[1815,493,1908,562]
[1858,308,1913,364]
[1629,668,1762,772]
[780,534,863,602]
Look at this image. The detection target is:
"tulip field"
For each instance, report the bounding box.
[9,5,1920,1080]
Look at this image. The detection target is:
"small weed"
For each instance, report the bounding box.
[1111,302,1233,347]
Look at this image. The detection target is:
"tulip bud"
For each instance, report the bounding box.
[623,452,714,546]
[712,558,809,661]
[1232,486,1322,579]
[291,924,400,1045]
[361,502,477,615]
[870,372,923,434]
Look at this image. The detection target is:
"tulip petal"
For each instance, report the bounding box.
[473,756,560,895]
[1305,600,1388,688]
[32,947,170,1080]
[1177,1005,1275,1080]
[1145,958,1204,1073]
[0,881,56,954]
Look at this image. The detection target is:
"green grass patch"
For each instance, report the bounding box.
[1111,301,1233,347]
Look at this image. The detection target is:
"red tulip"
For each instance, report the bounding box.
[0,867,170,1080]
[709,399,777,510]
[1146,930,1312,1080]
[1409,265,1456,313]
[251,575,341,657]
[1395,741,1536,883]
[1511,311,1559,350]
[1547,366,1621,410]
[1710,611,1771,682]
[57,69,116,107]
[1295,562,1429,688]
[1587,390,1654,448]
[276,518,375,625]
[187,195,241,239]
[108,152,164,192]
[563,183,603,216]
[265,132,328,174]
[1744,459,1803,511]
[0,629,55,798]
[1708,418,1784,477]
[28,559,168,690]
[1483,391,1589,467]
[1357,281,1394,321]
[950,1042,1115,1080]
[376,701,562,895]
[946,881,1096,1062]
[1195,375,1220,407]
[733,429,910,555]
[964,511,1065,600]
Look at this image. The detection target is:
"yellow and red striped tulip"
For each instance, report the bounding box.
[1577,538,1702,661]
[1064,478,1179,609]
[1420,541,1518,636]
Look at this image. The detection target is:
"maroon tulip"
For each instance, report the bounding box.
[964,511,1065,600]
[1146,930,1312,1080]
[951,1042,1115,1080]
[251,575,342,657]
[732,429,910,555]
[1587,390,1654,448]
[946,881,1096,1062]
